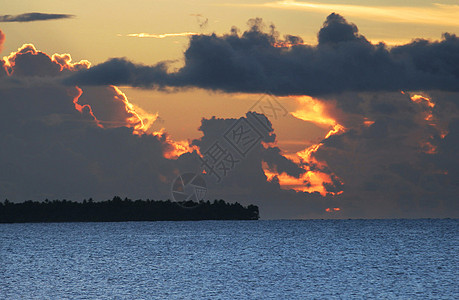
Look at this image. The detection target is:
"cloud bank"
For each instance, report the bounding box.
[68,14,459,96]
[0,42,338,219]
[1,14,458,219]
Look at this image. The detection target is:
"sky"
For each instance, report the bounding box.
[0,0,458,219]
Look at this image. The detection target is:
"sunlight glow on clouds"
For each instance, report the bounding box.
[291,96,337,128]
[1,11,458,219]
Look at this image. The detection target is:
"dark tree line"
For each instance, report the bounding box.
[0,197,259,223]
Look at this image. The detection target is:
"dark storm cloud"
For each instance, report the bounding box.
[66,58,170,88]
[0,84,331,218]
[0,13,74,23]
[0,42,337,219]
[312,91,459,218]
[0,44,176,201]
[188,114,333,219]
[10,46,62,77]
[68,13,459,96]
[317,13,363,45]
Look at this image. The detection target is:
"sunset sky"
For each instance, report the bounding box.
[1,0,458,219]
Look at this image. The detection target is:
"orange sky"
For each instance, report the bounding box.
[1,1,458,218]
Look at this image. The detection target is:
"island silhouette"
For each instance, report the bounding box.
[0,196,259,223]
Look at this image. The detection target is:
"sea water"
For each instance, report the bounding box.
[1,219,458,299]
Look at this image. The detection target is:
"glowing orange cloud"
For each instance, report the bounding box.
[363,118,375,127]
[410,94,435,108]
[263,95,346,196]
[153,128,200,159]
[1,42,199,161]
[273,41,307,48]
[52,53,91,72]
[408,93,448,154]
[262,130,345,195]
[2,44,37,75]
[296,143,325,168]
[86,87,195,158]
[1,44,91,76]
[1,43,105,133]
[70,86,103,128]
[421,141,437,155]
[163,139,200,159]
[263,162,342,196]
[2,44,157,136]
[325,207,341,212]
[74,78,193,157]
[72,85,159,135]
[291,95,337,128]
[109,86,158,135]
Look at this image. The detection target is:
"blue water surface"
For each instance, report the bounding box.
[1,219,458,299]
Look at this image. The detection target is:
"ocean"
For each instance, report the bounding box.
[1,219,457,299]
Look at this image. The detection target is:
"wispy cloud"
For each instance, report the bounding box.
[0,12,74,23]
[232,1,459,26]
[120,32,198,39]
